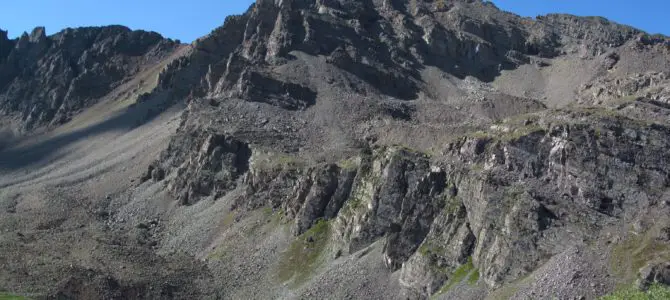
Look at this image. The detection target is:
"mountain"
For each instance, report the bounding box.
[0,26,181,136]
[1,0,669,299]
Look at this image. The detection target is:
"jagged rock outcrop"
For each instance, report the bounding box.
[158,101,670,298]
[639,262,670,288]
[537,14,639,54]
[0,29,14,65]
[147,129,252,205]
[398,104,670,297]
[141,1,670,298]
[153,0,665,106]
[5,1,670,299]
[238,155,357,235]
[331,148,449,265]
[578,71,670,105]
[235,70,317,110]
[0,26,178,133]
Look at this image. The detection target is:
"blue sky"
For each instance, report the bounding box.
[490,0,669,35]
[0,0,255,42]
[0,0,667,42]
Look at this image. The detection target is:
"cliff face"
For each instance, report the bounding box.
[0,25,178,133]
[147,98,670,299]
[153,0,669,102]
[136,1,670,299]
[1,1,670,299]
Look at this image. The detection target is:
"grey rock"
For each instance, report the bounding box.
[639,262,670,288]
[4,1,670,300]
[156,131,252,205]
[235,70,317,110]
[292,164,340,235]
[143,1,670,297]
[0,25,178,133]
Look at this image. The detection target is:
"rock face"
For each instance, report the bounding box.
[149,98,670,299]
[0,29,14,65]
[578,72,670,105]
[235,70,317,110]
[333,149,449,265]
[157,0,642,104]
[137,1,670,298]
[148,130,252,205]
[639,262,670,288]
[0,26,178,133]
[3,1,670,299]
[408,108,670,294]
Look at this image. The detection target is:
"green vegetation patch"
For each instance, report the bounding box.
[467,130,493,140]
[567,105,655,128]
[610,230,670,283]
[418,241,447,258]
[207,245,229,261]
[435,256,476,295]
[458,122,546,151]
[251,152,307,171]
[600,283,670,300]
[468,268,480,285]
[573,106,628,119]
[0,293,29,300]
[222,210,237,227]
[442,190,462,216]
[499,125,545,142]
[337,156,359,171]
[262,206,274,217]
[277,219,331,286]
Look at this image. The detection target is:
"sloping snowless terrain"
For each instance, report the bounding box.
[1,1,670,299]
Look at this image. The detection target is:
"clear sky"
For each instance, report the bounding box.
[0,0,668,42]
[490,0,669,35]
[0,0,256,42]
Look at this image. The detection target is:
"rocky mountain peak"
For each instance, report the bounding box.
[1,1,670,299]
[0,25,179,134]
[0,28,13,64]
[155,0,670,108]
[137,1,670,298]
[29,26,47,43]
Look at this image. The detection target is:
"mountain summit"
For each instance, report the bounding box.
[1,1,669,299]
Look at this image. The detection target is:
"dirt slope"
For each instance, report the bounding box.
[1,1,670,299]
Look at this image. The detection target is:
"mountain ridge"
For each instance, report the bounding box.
[1,0,669,299]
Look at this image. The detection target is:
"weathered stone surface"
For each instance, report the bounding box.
[578,72,670,105]
[155,0,661,106]
[639,262,670,288]
[5,1,670,299]
[235,70,317,110]
[399,199,475,298]
[292,164,341,235]
[399,106,670,295]
[129,1,670,299]
[153,130,252,205]
[0,26,177,133]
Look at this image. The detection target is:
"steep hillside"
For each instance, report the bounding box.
[1,0,669,299]
[0,25,180,137]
